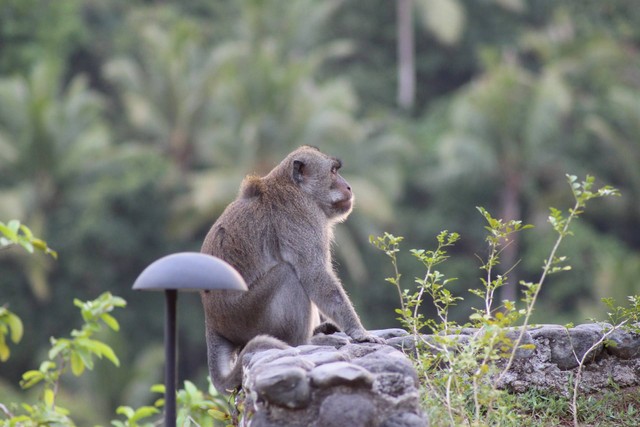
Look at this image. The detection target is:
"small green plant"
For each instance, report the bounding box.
[568,296,640,427]
[370,230,461,336]
[110,404,159,427]
[0,306,23,362]
[371,174,623,426]
[0,220,57,259]
[1,220,56,363]
[110,381,236,427]
[1,219,237,426]
[0,292,126,426]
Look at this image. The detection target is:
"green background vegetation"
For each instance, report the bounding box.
[1,0,639,424]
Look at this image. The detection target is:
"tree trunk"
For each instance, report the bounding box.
[397,0,415,111]
[499,171,522,304]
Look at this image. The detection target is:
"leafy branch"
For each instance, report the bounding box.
[1,220,56,364]
[0,220,57,259]
[371,174,621,425]
[498,175,620,384]
[3,292,126,425]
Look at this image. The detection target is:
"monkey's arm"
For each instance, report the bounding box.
[299,266,385,344]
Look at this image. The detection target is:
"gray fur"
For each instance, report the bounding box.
[201,146,384,394]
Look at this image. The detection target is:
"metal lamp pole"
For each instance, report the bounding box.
[133,253,247,427]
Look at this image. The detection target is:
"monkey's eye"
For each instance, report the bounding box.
[330,166,338,175]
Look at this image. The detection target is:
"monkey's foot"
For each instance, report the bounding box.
[349,330,387,344]
[313,321,341,336]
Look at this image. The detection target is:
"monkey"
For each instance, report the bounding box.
[200,145,384,393]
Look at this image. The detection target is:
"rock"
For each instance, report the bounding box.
[374,373,414,398]
[310,361,374,389]
[310,333,350,347]
[316,393,376,427]
[370,328,410,339]
[239,323,640,426]
[253,355,315,373]
[241,334,424,427]
[530,325,604,370]
[247,347,299,370]
[504,329,536,359]
[381,412,428,427]
[605,328,640,359]
[341,342,383,358]
[296,345,338,355]
[304,349,349,366]
[252,366,311,409]
[353,346,419,385]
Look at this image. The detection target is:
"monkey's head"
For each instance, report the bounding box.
[287,146,353,222]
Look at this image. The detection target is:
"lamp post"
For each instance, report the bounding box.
[133,252,247,427]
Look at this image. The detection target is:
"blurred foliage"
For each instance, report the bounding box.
[1,0,639,424]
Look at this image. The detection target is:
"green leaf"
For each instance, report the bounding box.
[130,406,159,423]
[184,380,197,395]
[75,345,95,370]
[8,220,20,233]
[19,224,34,241]
[7,312,23,343]
[0,222,17,242]
[101,313,120,331]
[91,340,120,366]
[32,238,58,259]
[49,338,69,360]
[21,370,45,388]
[208,408,230,421]
[150,384,165,393]
[116,406,135,419]
[71,351,85,376]
[44,388,55,408]
[0,338,9,361]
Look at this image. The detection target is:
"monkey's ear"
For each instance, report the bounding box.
[292,159,306,184]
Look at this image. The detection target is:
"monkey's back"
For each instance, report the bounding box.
[201,195,279,287]
[201,189,319,345]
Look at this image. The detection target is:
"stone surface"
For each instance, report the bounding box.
[500,323,640,393]
[240,335,425,427]
[316,393,377,427]
[606,328,640,359]
[529,325,604,370]
[238,323,640,426]
[310,361,374,389]
[381,412,429,427]
[252,366,311,409]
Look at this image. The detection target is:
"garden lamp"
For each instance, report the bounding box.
[132,252,247,427]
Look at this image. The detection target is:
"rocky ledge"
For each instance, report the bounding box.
[385,323,640,393]
[237,323,640,426]
[239,328,426,427]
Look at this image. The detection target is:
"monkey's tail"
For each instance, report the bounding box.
[214,335,290,394]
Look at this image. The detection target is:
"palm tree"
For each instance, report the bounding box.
[0,61,110,300]
[106,1,409,266]
[435,60,573,304]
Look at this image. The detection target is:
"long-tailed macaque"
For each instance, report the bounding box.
[201,146,383,393]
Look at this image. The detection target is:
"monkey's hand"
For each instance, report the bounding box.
[348,329,386,344]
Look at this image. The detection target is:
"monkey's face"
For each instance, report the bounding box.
[328,169,353,219]
[317,155,353,221]
[290,147,353,221]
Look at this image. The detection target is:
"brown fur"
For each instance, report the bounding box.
[200,146,384,393]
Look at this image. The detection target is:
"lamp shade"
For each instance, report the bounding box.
[132,252,247,292]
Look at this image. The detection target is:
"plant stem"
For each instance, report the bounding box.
[571,322,626,427]
[392,255,406,314]
[496,199,580,386]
